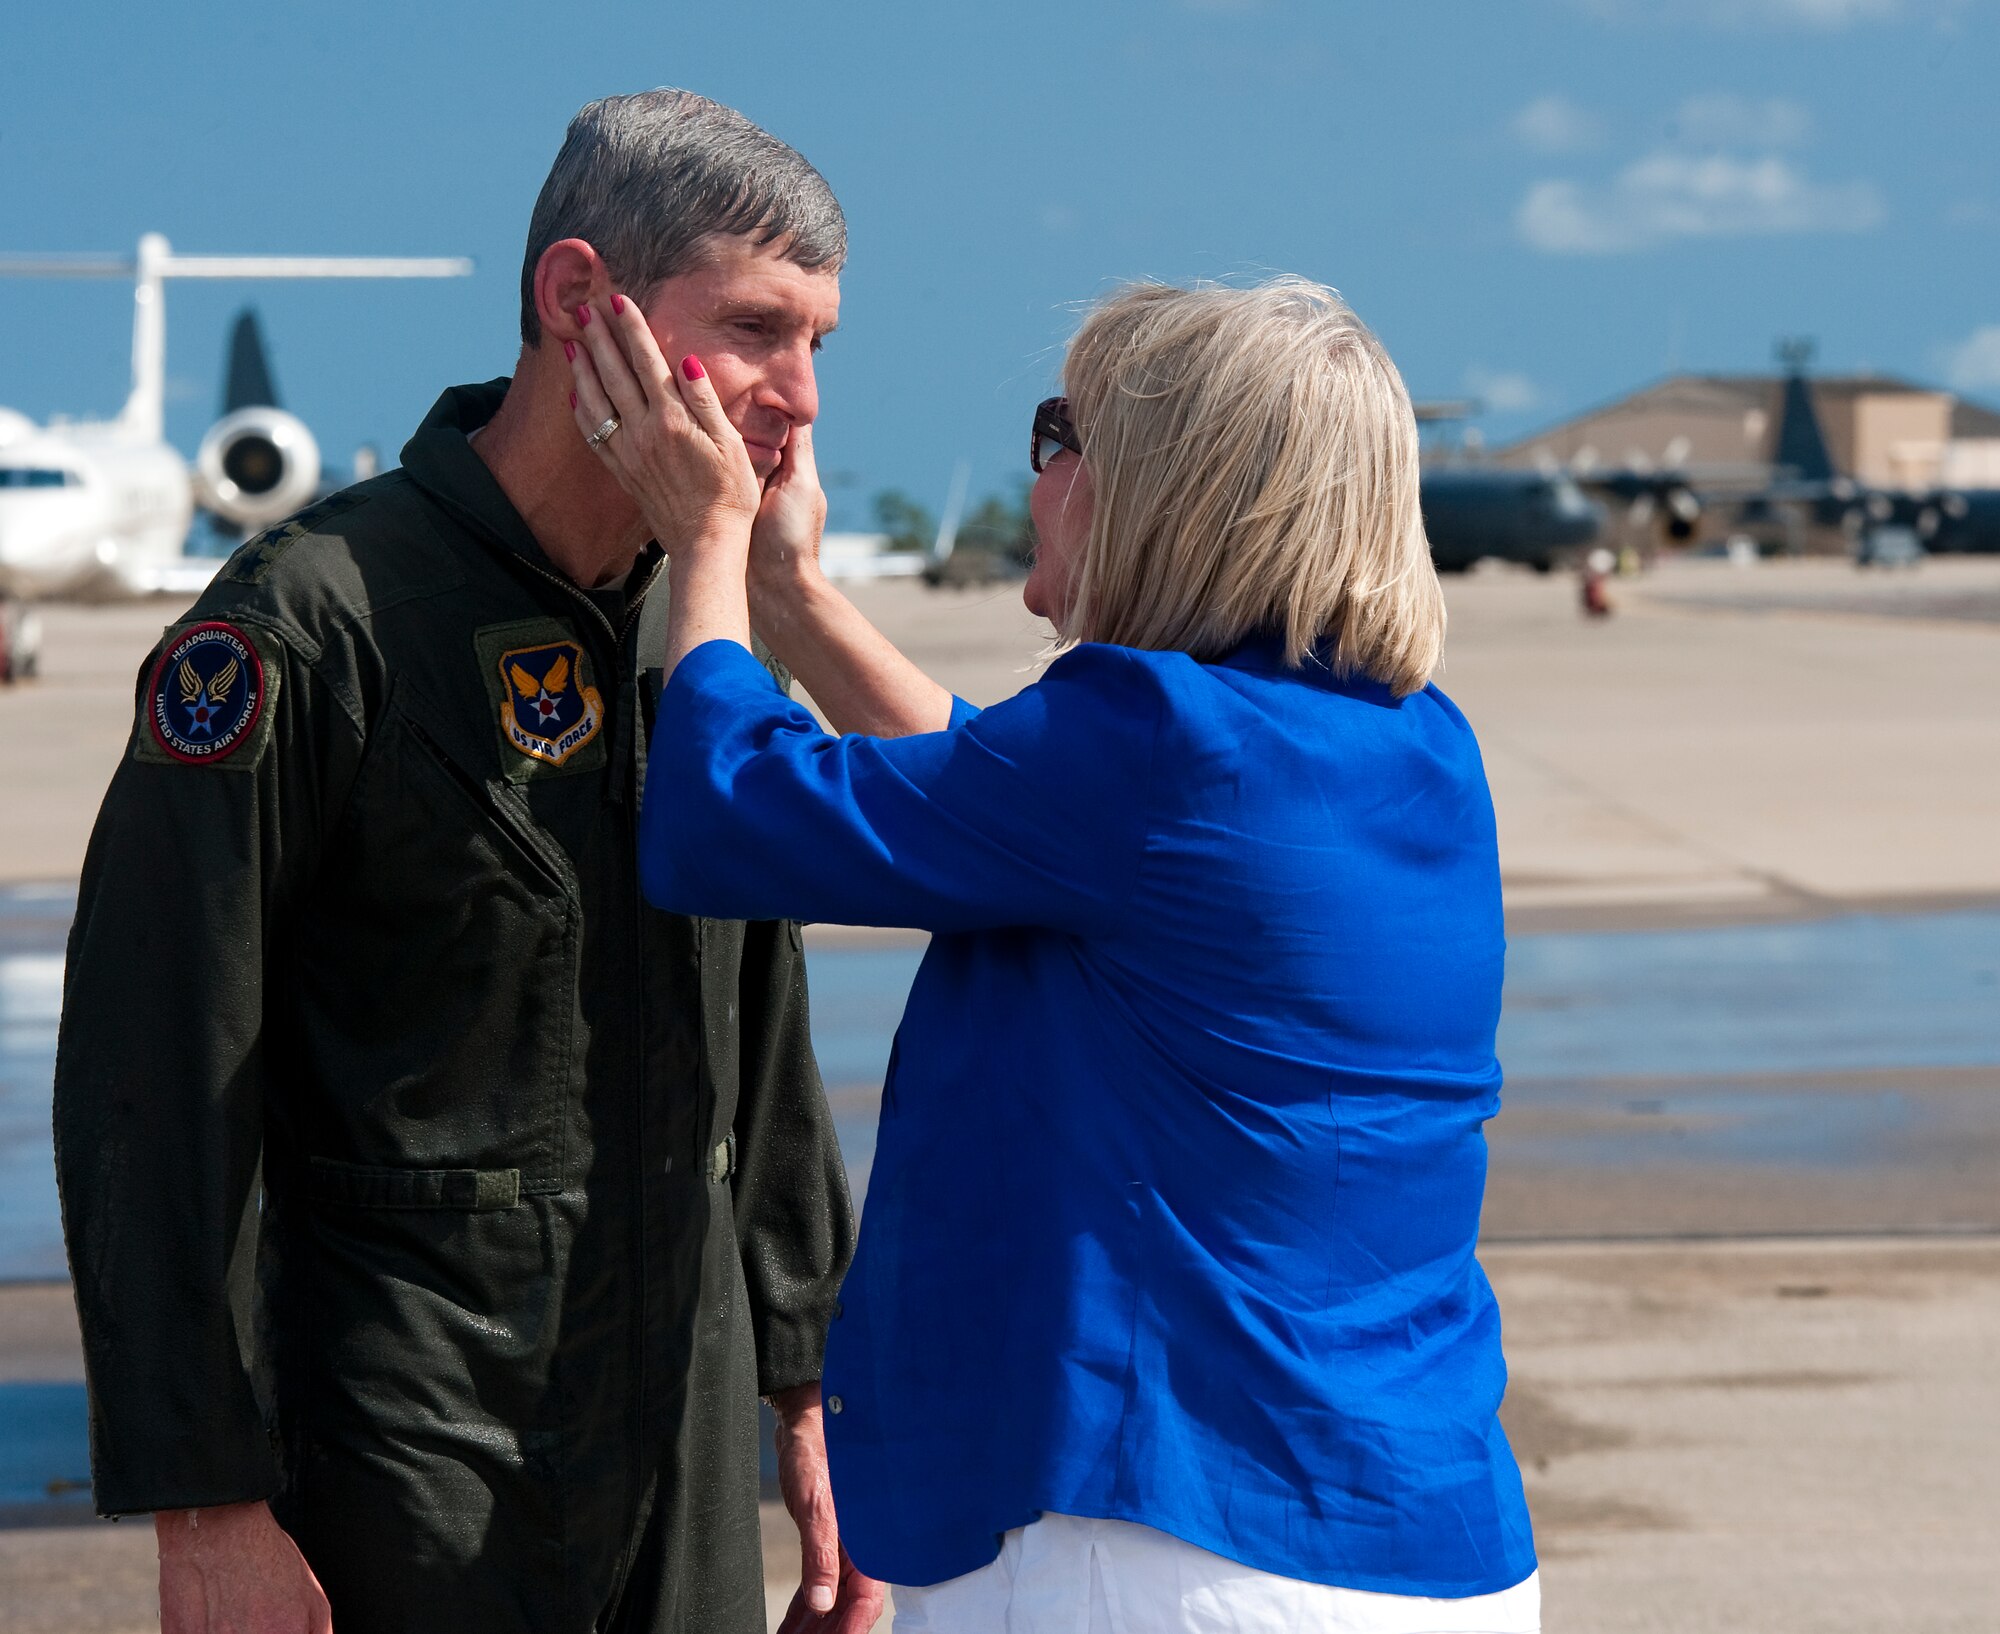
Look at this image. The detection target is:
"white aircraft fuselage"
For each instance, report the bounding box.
[0,412,196,598]
[0,234,470,601]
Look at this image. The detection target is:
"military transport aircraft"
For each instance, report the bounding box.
[1415,401,1606,573]
[1414,346,2000,571]
[1561,342,2000,559]
[0,234,469,601]
[1755,350,2000,555]
[1421,465,1605,574]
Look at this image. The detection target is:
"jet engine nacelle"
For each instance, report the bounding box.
[195,406,321,530]
[1663,485,1700,542]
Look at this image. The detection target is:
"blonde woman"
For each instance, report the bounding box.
[568,277,1538,1633]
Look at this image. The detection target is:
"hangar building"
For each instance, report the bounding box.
[1496,373,2000,496]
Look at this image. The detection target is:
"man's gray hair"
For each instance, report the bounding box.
[519,89,846,347]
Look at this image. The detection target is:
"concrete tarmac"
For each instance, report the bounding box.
[8,1238,1997,1633]
[1443,558,2000,928]
[4,555,1998,1632]
[11,558,1998,922]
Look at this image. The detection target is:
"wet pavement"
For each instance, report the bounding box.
[4,887,1999,1526]
[7,891,2000,1278]
[0,885,69,1284]
[0,1381,88,1510]
[810,912,2000,1235]
[1489,911,2000,1239]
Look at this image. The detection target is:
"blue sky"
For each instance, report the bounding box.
[3,0,1996,528]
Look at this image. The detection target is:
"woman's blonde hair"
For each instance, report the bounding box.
[1057,277,1443,697]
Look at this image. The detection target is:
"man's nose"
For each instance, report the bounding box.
[762,342,820,427]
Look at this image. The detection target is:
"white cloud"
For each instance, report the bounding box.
[1518,152,1884,253]
[1464,368,1541,413]
[1669,93,1812,149]
[1570,0,1906,25]
[1768,0,1904,21]
[1511,95,1604,155]
[1756,0,1901,22]
[1943,326,2000,392]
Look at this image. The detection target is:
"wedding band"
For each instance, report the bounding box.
[585,417,620,449]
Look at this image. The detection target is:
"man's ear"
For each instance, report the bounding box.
[533,239,609,346]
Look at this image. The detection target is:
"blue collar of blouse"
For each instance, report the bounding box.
[1210,633,1401,707]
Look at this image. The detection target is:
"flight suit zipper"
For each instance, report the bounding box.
[504,547,669,1619]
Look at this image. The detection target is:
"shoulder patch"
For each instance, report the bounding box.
[222,488,371,586]
[134,620,279,770]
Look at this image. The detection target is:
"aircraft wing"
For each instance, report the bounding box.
[1572,463,1770,499]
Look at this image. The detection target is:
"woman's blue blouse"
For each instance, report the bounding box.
[641,636,1535,1597]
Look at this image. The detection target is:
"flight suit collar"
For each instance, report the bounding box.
[402,379,666,619]
[400,378,569,580]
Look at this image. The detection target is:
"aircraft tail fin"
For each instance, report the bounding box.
[930,460,970,564]
[222,309,280,414]
[1772,339,1837,483]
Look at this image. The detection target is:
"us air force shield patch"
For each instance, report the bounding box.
[476,621,608,779]
[498,638,603,765]
[142,621,269,765]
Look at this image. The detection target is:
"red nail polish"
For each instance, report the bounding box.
[681,355,705,381]
[563,340,576,361]
[577,304,591,327]
[610,293,625,315]
[569,391,577,410]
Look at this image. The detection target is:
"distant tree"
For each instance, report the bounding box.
[872,489,937,553]
[951,478,1037,567]
[870,480,1038,584]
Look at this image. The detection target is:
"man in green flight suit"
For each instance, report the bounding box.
[53,89,881,1634]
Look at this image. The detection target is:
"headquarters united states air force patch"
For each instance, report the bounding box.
[140,620,271,767]
[475,620,607,780]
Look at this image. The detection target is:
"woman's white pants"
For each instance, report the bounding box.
[889,1513,1541,1634]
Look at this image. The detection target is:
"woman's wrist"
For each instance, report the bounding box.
[748,546,820,594]
[663,525,754,658]
[748,550,833,639]
[665,518,754,566]
[666,547,751,613]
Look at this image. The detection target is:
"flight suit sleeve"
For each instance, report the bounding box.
[729,917,855,1398]
[53,611,360,1515]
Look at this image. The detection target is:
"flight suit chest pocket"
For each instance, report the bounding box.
[305,687,580,1193]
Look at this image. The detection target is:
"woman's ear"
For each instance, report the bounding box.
[533,239,606,347]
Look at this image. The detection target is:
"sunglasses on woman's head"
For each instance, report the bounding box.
[1031,396,1082,474]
